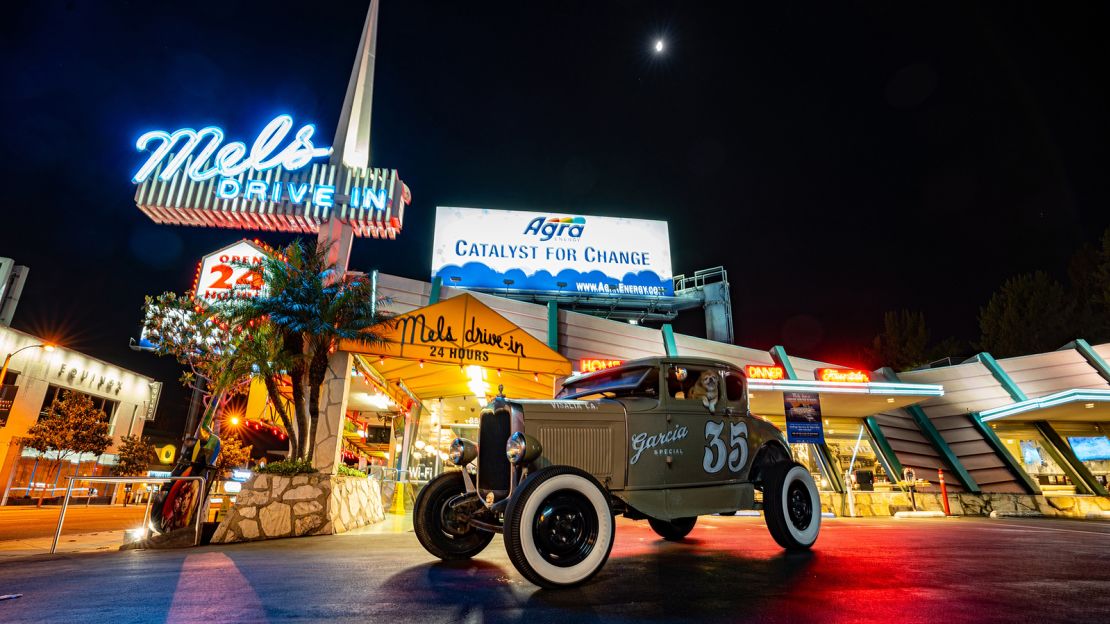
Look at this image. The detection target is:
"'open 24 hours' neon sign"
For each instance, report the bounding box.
[131,115,388,210]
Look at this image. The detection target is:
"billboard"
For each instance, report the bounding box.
[431,207,673,297]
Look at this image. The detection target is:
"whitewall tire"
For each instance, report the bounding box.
[764,462,821,550]
[504,466,615,588]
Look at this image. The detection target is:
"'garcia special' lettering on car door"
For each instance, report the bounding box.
[629,424,689,464]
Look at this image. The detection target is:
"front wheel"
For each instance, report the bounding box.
[763,462,821,550]
[413,471,494,560]
[504,466,616,588]
[648,516,697,541]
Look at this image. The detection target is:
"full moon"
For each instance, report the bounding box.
[654,39,665,53]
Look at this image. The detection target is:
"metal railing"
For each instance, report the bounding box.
[50,475,207,554]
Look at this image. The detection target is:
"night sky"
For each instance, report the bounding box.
[2,1,1109,436]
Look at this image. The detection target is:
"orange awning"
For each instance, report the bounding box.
[341,294,571,400]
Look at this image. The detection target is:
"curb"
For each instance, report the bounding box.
[893,511,946,519]
[989,511,1045,519]
[1085,511,1110,520]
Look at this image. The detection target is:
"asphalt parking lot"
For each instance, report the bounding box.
[1,515,1108,623]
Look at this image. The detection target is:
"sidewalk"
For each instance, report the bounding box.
[343,512,412,535]
[0,530,133,562]
[0,505,147,562]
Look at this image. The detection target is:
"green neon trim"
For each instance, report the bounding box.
[979,389,1110,422]
[769,346,798,380]
[1075,338,1110,383]
[977,352,1028,402]
[547,301,559,351]
[428,276,442,305]
[903,403,980,493]
[747,378,944,397]
[968,413,1041,495]
[863,416,904,479]
[1034,421,1108,496]
[661,324,678,357]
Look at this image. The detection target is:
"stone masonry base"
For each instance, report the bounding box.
[212,473,384,543]
[819,491,1110,518]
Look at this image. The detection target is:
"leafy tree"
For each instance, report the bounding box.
[114,435,156,476]
[24,392,112,507]
[113,435,156,506]
[141,291,238,396]
[926,336,968,364]
[214,433,252,479]
[979,271,1074,358]
[869,310,929,371]
[142,291,302,458]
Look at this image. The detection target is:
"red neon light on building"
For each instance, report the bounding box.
[745,365,786,380]
[580,359,624,373]
[815,368,872,383]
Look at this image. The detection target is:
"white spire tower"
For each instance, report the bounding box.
[320,0,382,272]
[331,0,380,170]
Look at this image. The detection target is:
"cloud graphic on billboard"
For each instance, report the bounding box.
[432,262,673,297]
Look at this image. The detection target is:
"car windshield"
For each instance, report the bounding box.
[556,366,658,400]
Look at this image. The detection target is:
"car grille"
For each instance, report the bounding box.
[477,398,511,496]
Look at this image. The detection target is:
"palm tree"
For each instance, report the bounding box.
[225,239,388,463]
[213,321,301,459]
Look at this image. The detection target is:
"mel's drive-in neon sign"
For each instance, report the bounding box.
[131,115,389,210]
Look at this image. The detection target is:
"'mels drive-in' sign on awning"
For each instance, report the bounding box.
[431,207,674,297]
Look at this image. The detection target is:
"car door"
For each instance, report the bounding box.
[663,364,744,488]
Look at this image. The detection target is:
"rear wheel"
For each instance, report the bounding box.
[648,516,697,541]
[413,471,493,560]
[763,462,821,550]
[504,466,615,588]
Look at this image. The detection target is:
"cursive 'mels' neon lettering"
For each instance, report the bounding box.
[131,114,332,184]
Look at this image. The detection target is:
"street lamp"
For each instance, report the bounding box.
[0,343,56,386]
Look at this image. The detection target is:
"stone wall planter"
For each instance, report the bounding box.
[212,473,384,544]
[819,491,1110,518]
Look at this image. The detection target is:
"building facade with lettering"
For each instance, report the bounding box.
[0,326,160,504]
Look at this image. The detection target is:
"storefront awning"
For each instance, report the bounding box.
[747,378,944,418]
[340,293,572,400]
[979,389,1110,423]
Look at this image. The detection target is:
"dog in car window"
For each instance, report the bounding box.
[686,370,720,412]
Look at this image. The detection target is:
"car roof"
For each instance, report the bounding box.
[565,356,744,385]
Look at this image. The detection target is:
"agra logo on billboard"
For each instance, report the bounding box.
[431,207,674,298]
[524,216,586,241]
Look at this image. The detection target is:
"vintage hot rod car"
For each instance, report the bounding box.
[412,357,821,588]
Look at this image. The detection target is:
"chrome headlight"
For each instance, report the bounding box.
[505,432,542,465]
[448,438,477,466]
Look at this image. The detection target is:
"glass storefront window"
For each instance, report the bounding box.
[993,422,1077,495]
[756,414,895,492]
[1056,422,1109,490]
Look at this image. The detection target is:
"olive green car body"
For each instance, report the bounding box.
[476,357,793,521]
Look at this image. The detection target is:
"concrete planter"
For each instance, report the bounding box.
[212,473,384,543]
